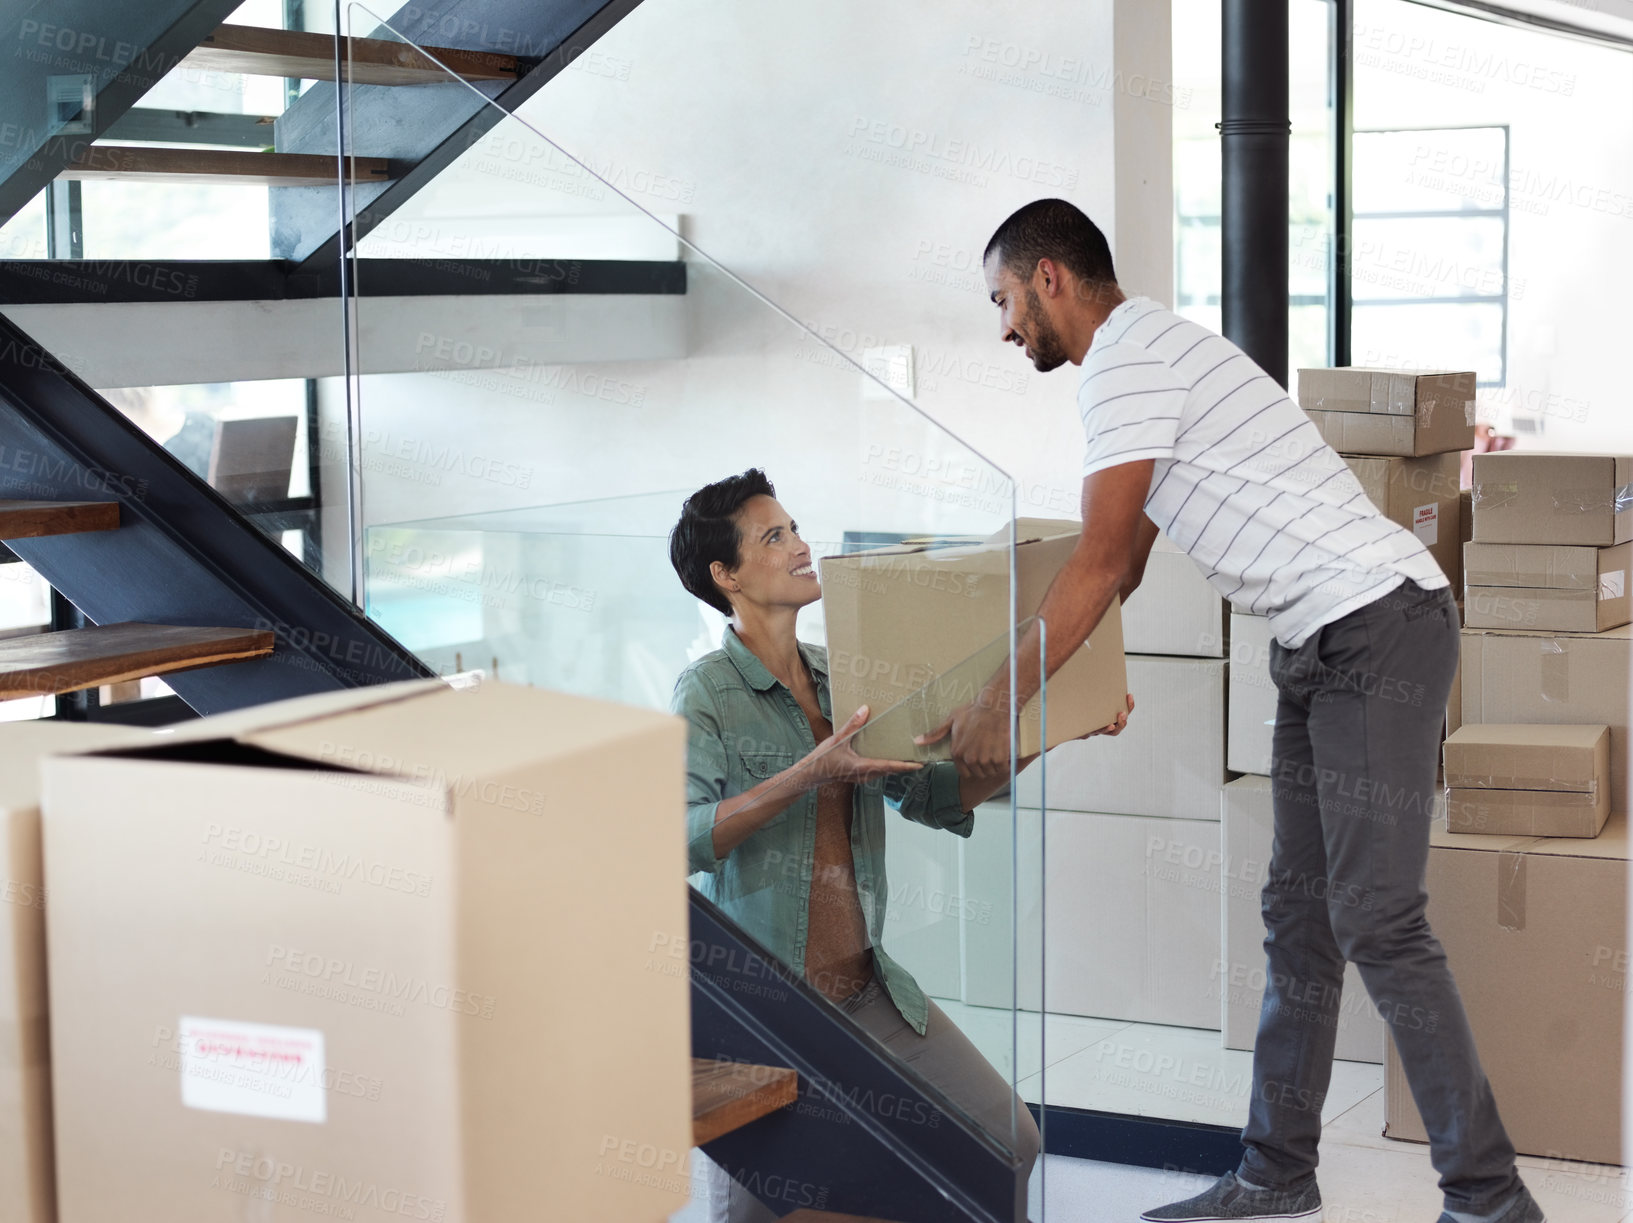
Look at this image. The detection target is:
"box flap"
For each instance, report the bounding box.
[142,679,446,750]
[0,722,152,814]
[241,681,678,783]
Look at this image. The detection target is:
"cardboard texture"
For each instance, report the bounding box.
[1298,368,1477,458]
[820,518,1128,761]
[1015,656,1227,819]
[1227,611,1276,775]
[1122,534,1228,657]
[1471,452,1633,546]
[1463,541,1632,633]
[1344,453,1463,588]
[1460,625,1632,812]
[1443,723,1611,837]
[960,803,1221,1028]
[1383,815,1628,1164]
[0,722,150,1223]
[1218,777,1384,1063]
[1446,648,1463,739]
[41,682,692,1223]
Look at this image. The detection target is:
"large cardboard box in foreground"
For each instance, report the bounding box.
[1298,368,1476,458]
[1344,452,1462,588]
[1471,452,1633,546]
[1384,815,1627,1164]
[1122,533,1227,657]
[822,518,1128,761]
[42,681,692,1223]
[0,723,149,1223]
[1460,624,1632,812]
[961,804,1221,1028]
[1015,655,1226,819]
[1443,723,1610,838]
[1219,777,1384,1063]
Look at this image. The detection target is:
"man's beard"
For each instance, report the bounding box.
[1023,286,1069,371]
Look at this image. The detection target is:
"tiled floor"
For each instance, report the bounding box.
[672,1004,1631,1220]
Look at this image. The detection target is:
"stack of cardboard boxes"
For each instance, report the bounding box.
[1383,451,1633,1166]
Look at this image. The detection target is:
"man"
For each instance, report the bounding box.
[922,199,1539,1223]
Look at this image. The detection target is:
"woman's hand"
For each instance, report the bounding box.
[1082,692,1135,738]
[800,706,923,788]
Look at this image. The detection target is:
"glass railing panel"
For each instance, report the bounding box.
[338,11,1050,1210]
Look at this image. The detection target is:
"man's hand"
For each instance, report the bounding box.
[800,706,923,788]
[915,697,1014,782]
[1085,692,1135,738]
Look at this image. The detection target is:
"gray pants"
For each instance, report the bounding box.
[706,977,1041,1222]
[1240,580,1521,1215]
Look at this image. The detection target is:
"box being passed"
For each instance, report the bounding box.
[821,518,1128,761]
[1443,723,1610,838]
[41,681,692,1223]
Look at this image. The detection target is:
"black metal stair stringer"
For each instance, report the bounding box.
[0,309,433,715]
[688,890,1029,1223]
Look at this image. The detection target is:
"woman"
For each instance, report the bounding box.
[669,469,1130,1223]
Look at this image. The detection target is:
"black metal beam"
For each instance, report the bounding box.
[688,890,1028,1223]
[103,108,279,148]
[0,0,247,227]
[1220,0,1290,386]
[1331,0,1353,368]
[0,309,433,715]
[1029,1104,1242,1173]
[0,257,685,304]
[274,0,646,268]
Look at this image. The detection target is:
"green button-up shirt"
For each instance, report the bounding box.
[672,627,973,1035]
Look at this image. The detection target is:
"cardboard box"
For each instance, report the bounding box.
[1460,625,1632,812]
[1298,368,1477,458]
[961,804,1220,1028]
[41,681,692,1223]
[0,722,149,1223]
[1471,452,1633,546]
[1383,815,1627,1164]
[1445,649,1462,739]
[821,518,1128,762]
[1344,453,1463,588]
[1463,540,1632,633]
[1443,723,1611,837]
[1122,533,1227,657]
[1228,611,1276,775]
[1014,656,1226,819]
[1219,777,1384,1063]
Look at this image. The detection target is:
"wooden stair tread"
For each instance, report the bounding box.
[0,623,274,696]
[0,500,118,540]
[61,147,391,188]
[692,1057,798,1146]
[183,24,520,86]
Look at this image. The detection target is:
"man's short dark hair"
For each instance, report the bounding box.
[984,199,1117,287]
[670,469,775,615]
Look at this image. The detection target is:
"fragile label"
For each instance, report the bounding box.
[1413,503,1439,546]
[1601,569,1626,601]
[179,1016,327,1124]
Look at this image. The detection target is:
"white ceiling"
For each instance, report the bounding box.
[1423,0,1633,45]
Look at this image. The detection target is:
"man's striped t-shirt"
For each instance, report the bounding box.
[1080,296,1447,648]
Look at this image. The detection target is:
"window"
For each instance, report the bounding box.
[1350,126,1509,385]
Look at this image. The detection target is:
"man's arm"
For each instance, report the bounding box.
[1123,514,1160,602]
[918,460,1155,778]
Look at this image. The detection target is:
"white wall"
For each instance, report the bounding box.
[339,0,1176,549]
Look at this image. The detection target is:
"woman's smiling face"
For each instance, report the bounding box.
[714,494,821,613]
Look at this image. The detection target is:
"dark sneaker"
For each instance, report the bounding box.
[1141,1171,1322,1222]
[1435,1184,1545,1223]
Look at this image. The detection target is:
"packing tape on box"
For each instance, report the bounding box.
[1497,851,1527,931]
[1448,775,1599,795]
[1540,640,1569,702]
[1470,481,1519,510]
[1550,484,1633,515]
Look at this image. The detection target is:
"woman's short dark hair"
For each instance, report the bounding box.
[984,198,1117,287]
[670,469,776,615]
